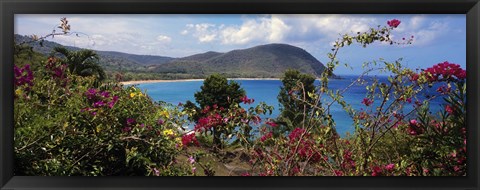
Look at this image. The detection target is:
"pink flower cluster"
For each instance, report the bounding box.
[387,19,401,28]
[371,163,395,176]
[182,133,199,147]
[266,121,278,127]
[260,132,273,142]
[81,88,119,116]
[288,128,322,162]
[423,61,466,82]
[123,118,136,133]
[14,64,34,88]
[361,98,373,106]
[407,119,424,136]
[341,150,356,170]
[240,95,255,104]
[194,113,224,132]
[45,57,67,82]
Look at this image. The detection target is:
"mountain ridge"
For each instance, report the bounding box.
[14,34,333,79]
[151,43,330,78]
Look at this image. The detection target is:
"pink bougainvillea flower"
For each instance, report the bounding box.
[241,172,251,176]
[385,164,395,171]
[362,98,373,106]
[182,133,199,147]
[126,118,136,126]
[266,121,278,127]
[445,105,454,114]
[387,19,401,28]
[423,61,466,82]
[260,132,273,142]
[240,95,255,104]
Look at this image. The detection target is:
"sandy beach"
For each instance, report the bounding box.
[120,78,282,85]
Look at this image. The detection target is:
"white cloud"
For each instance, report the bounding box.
[389,16,449,47]
[184,23,219,43]
[199,34,216,42]
[219,16,291,45]
[408,21,448,46]
[156,35,172,43]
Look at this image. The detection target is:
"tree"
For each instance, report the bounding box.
[190,73,246,150]
[194,73,245,108]
[51,47,106,81]
[277,69,317,131]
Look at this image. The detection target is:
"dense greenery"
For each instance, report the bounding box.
[14,18,466,176]
[153,43,328,78]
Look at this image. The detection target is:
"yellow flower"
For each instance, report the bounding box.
[15,89,22,96]
[175,137,183,148]
[160,110,170,119]
[130,92,136,98]
[163,129,174,136]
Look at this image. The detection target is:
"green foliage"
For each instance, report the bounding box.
[14,56,191,176]
[51,46,106,82]
[277,69,317,131]
[194,73,245,109]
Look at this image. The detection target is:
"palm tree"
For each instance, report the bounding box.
[51,47,106,81]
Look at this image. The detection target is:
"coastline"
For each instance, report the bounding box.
[120,78,282,85]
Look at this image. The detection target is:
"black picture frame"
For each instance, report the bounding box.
[1,0,479,190]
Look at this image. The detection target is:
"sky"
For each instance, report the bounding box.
[14,14,466,75]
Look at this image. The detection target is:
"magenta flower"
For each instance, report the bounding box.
[122,126,132,133]
[361,98,373,106]
[387,19,401,28]
[385,164,395,171]
[157,119,164,125]
[334,170,343,176]
[445,105,454,114]
[182,133,199,147]
[153,168,160,176]
[241,172,251,176]
[410,73,419,81]
[93,101,105,108]
[406,98,412,103]
[240,95,255,104]
[85,88,98,99]
[371,166,383,176]
[100,91,110,98]
[108,96,119,108]
[126,118,136,126]
[266,121,278,127]
[423,61,466,82]
[260,132,273,142]
[14,64,34,88]
[188,156,196,164]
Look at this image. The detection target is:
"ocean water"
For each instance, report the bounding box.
[136,76,446,136]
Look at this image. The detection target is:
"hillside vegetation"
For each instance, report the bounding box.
[152,43,328,78]
[15,35,331,80]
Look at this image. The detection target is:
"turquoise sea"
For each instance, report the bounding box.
[135,76,445,136]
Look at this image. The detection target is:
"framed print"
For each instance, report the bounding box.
[1,0,479,190]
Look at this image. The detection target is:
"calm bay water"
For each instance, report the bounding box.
[136,76,445,136]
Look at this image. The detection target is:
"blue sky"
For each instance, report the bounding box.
[14,14,466,75]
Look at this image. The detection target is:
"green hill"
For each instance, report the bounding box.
[14,34,174,72]
[15,35,333,80]
[151,43,329,78]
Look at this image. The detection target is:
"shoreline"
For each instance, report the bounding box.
[119,76,352,85]
[120,78,282,85]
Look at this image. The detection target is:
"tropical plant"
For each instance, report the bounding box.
[51,46,106,82]
[277,69,317,132]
